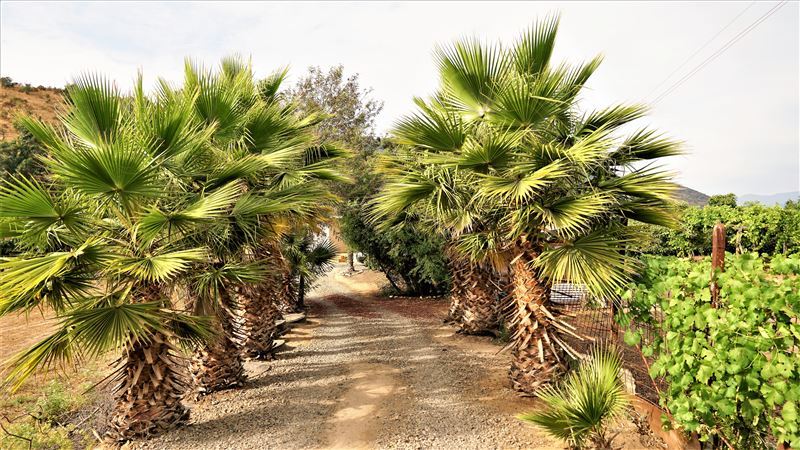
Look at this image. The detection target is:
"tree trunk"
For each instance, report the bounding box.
[459,262,500,335]
[347,251,355,271]
[508,256,568,395]
[446,259,467,323]
[107,332,190,442]
[296,273,306,310]
[189,290,246,395]
[277,269,299,313]
[240,282,280,360]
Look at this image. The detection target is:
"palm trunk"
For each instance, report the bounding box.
[108,332,190,441]
[189,289,246,394]
[459,262,500,335]
[240,281,281,360]
[277,269,299,312]
[296,273,306,310]
[446,259,467,323]
[509,256,568,395]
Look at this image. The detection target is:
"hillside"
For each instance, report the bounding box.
[674,185,710,206]
[0,81,64,141]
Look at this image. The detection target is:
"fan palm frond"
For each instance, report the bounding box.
[518,345,629,449]
[512,15,559,76]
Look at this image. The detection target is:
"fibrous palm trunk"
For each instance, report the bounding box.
[446,259,467,323]
[240,281,281,360]
[189,290,246,395]
[108,332,190,441]
[277,268,298,312]
[509,255,572,394]
[459,262,500,335]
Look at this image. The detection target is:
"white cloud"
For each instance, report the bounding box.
[1,0,797,195]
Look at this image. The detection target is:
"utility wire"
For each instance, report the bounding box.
[646,1,757,100]
[651,1,788,106]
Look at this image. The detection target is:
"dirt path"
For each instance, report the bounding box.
[137,264,559,449]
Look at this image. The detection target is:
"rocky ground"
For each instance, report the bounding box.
[133,263,655,450]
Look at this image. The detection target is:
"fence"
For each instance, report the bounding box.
[551,223,729,406]
[548,283,664,404]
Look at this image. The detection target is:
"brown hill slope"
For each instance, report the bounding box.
[0,83,64,141]
[674,185,710,206]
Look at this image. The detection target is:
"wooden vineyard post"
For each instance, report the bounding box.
[710,222,725,307]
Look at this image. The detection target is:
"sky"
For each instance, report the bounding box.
[1,1,798,196]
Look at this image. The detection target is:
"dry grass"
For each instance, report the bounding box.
[0,309,112,449]
[0,85,64,141]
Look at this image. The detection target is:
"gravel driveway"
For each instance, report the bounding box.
[134,263,558,450]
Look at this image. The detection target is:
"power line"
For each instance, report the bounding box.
[646,1,757,100]
[651,1,788,106]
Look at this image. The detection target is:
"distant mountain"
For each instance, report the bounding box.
[738,192,800,206]
[674,185,710,206]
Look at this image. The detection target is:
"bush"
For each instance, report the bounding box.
[707,193,737,207]
[32,381,81,423]
[0,76,15,88]
[340,202,449,296]
[0,380,94,449]
[0,126,46,178]
[0,421,74,450]
[639,202,800,256]
[620,254,800,448]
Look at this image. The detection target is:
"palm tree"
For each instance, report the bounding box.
[372,17,679,393]
[0,75,230,440]
[281,230,338,311]
[373,137,504,334]
[180,57,347,371]
[518,345,630,449]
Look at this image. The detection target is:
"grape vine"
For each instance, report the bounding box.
[619,253,800,448]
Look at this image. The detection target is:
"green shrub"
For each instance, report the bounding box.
[340,203,449,296]
[639,202,800,256]
[621,253,800,448]
[707,193,737,207]
[0,421,74,450]
[31,380,81,422]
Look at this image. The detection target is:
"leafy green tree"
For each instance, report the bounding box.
[290,65,383,156]
[373,16,680,393]
[707,193,737,207]
[340,205,449,296]
[290,65,383,269]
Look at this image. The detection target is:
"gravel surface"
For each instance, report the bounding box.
[134,263,560,449]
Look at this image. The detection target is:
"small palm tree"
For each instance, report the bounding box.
[281,231,337,311]
[518,345,630,449]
